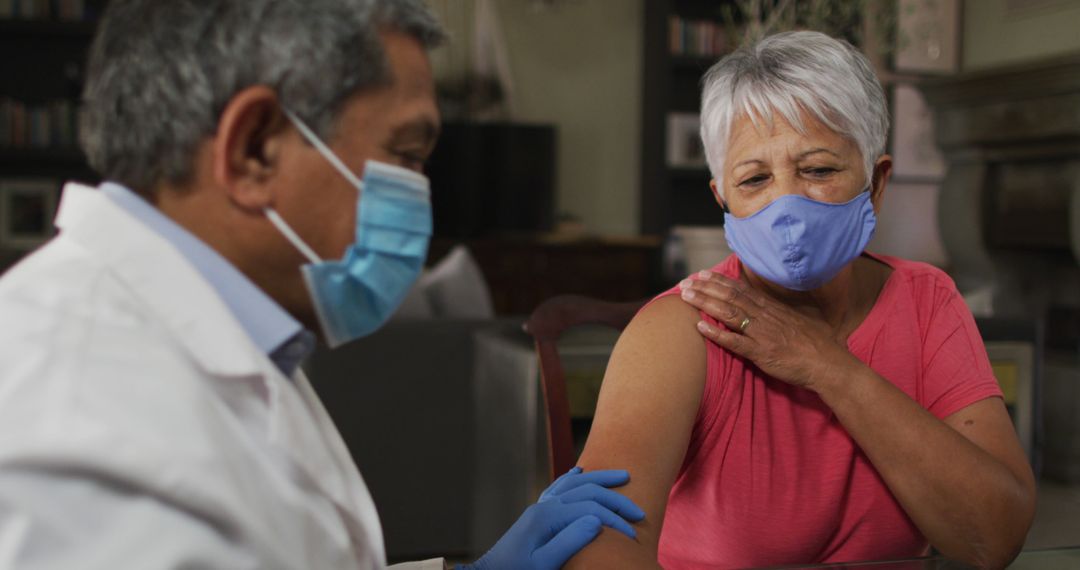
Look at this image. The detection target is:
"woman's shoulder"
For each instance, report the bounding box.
[631,254,737,379]
[652,254,742,304]
[637,254,742,363]
[866,253,973,336]
[618,254,728,376]
[869,253,960,300]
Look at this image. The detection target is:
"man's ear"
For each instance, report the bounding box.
[709,179,729,213]
[212,86,291,211]
[869,154,893,215]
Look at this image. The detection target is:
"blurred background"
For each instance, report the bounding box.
[2,0,1079,564]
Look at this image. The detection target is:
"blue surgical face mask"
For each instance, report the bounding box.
[723,190,876,291]
[265,108,432,348]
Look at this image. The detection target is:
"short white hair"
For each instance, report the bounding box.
[700,31,888,195]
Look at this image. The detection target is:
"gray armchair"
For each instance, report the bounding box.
[305,318,527,563]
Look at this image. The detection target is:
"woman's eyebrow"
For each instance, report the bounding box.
[733,148,841,170]
[796,148,840,160]
[733,158,765,168]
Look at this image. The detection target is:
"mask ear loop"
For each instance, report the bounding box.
[265,207,323,265]
[267,107,369,266]
[281,107,365,191]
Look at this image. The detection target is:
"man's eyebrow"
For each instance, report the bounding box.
[389,117,440,145]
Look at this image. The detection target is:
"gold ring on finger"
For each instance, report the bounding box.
[739,316,751,333]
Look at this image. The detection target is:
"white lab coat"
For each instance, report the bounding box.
[0,183,442,570]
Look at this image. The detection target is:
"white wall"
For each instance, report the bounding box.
[425,0,644,236]
[963,0,1080,70]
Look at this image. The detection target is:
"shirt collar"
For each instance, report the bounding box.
[99,182,313,376]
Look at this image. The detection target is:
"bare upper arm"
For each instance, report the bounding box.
[566,296,708,568]
[944,397,1037,504]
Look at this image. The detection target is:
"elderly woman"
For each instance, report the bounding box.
[567,31,1035,569]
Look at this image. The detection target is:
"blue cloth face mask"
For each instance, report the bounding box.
[723,190,876,291]
[265,109,432,348]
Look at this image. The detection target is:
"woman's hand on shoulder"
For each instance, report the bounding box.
[678,270,859,392]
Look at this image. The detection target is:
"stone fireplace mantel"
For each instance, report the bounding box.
[921,54,1080,320]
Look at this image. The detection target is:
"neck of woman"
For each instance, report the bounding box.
[742,254,892,339]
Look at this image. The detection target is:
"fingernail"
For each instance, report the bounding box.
[678,278,692,290]
[698,270,712,279]
[697,320,712,333]
[681,289,696,300]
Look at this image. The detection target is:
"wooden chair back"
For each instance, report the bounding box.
[524,295,648,482]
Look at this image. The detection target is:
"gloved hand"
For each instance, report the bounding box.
[459,467,645,570]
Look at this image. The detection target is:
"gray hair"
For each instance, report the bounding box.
[699,30,888,195]
[80,0,444,194]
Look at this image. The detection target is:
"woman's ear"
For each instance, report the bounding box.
[709,179,730,213]
[869,155,893,215]
[212,85,291,211]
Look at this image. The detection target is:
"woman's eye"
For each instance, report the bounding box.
[802,167,837,178]
[738,175,769,187]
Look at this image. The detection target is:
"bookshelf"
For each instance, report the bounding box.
[0,11,100,172]
[640,0,738,237]
[0,1,104,269]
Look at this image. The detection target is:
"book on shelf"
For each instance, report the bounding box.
[0,99,79,151]
[0,0,87,21]
[668,16,732,59]
[56,0,84,20]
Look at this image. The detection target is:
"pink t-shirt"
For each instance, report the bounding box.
[655,253,1003,569]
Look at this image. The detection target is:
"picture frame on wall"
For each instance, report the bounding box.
[894,0,961,74]
[0,179,59,250]
[666,112,707,169]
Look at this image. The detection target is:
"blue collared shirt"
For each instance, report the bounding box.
[101,182,315,377]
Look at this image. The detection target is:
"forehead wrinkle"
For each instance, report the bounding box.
[728,114,847,171]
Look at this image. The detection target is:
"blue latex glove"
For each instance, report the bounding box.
[459,467,646,570]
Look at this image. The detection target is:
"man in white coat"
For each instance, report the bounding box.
[0,1,645,568]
